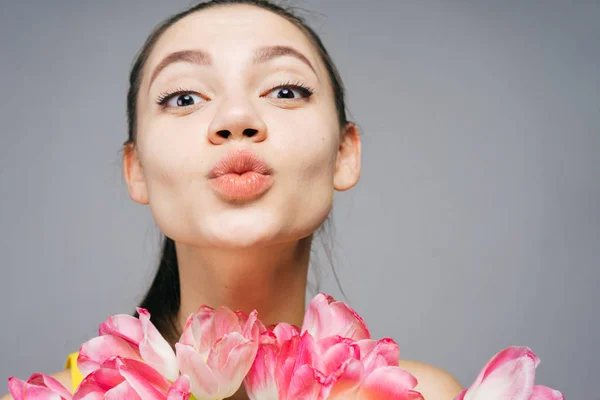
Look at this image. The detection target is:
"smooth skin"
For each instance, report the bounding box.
[3,5,462,400]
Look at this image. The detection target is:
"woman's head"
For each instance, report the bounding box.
[123,0,360,341]
[123,0,361,249]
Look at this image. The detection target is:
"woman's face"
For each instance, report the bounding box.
[125,5,360,249]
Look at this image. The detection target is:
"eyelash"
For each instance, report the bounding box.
[155,80,315,106]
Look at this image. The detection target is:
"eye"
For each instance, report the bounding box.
[263,82,314,100]
[156,89,207,108]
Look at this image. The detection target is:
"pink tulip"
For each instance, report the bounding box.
[455,346,563,400]
[244,323,301,400]
[78,308,179,381]
[78,334,142,375]
[271,322,301,345]
[176,306,261,400]
[72,357,190,400]
[244,332,281,400]
[247,295,419,400]
[275,333,323,400]
[325,338,423,400]
[302,293,371,341]
[8,373,72,400]
[271,332,422,400]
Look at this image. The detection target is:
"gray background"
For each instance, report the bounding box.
[1,0,598,398]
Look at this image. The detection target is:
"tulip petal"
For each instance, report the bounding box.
[469,346,538,390]
[275,335,302,399]
[99,313,143,347]
[117,358,171,399]
[361,338,401,374]
[463,355,536,400]
[195,306,225,352]
[78,335,141,375]
[357,339,378,360]
[179,312,198,347]
[210,333,259,398]
[531,385,564,400]
[73,367,126,400]
[167,375,192,400]
[27,373,73,399]
[207,332,248,371]
[302,293,370,341]
[179,305,216,350]
[319,339,359,378]
[138,308,179,381]
[8,377,68,400]
[276,333,320,400]
[286,364,321,400]
[9,381,63,400]
[176,343,219,399]
[104,380,143,400]
[326,358,365,399]
[272,322,300,345]
[245,342,279,400]
[211,307,243,342]
[259,330,278,346]
[239,310,260,339]
[7,377,26,400]
[359,366,423,400]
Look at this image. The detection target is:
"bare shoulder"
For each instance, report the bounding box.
[1,369,72,400]
[399,359,464,400]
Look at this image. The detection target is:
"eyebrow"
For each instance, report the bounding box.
[253,45,317,76]
[148,45,319,92]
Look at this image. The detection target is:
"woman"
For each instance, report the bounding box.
[3,0,463,398]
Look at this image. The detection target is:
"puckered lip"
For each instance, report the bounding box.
[208,148,273,179]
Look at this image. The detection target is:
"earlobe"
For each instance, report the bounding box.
[123,143,149,205]
[333,122,362,192]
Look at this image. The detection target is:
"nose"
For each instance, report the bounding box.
[207,97,268,145]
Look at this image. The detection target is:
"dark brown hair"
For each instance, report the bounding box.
[125,0,351,344]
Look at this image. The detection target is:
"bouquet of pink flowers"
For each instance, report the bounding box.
[8,293,563,399]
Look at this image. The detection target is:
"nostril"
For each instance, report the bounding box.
[243,128,258,137]
[217,130,230,139]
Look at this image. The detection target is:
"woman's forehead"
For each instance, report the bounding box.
[147,5,320,73]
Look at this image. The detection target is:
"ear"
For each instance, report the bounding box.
[123,143,149,205]
[333,122,361,191]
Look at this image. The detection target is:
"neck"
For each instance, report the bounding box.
[175,235,313,332]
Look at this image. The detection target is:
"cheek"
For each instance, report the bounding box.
[274,108,339,182]
[136,117,212,238]
[269,112,339,233]
[138,114,209,186]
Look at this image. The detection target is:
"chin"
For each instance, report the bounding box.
[201,210,323,249]
[159,196,330,249]
[199,208,285,249]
